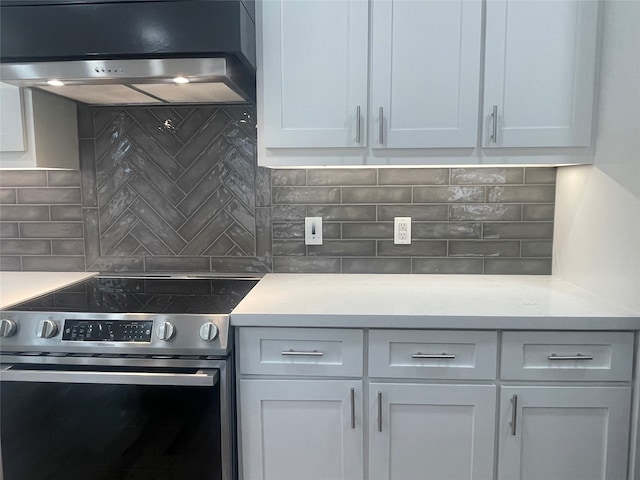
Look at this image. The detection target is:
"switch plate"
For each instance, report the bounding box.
[305,217,323,245]
[394,217,411,244]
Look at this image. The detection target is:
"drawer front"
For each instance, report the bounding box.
[369,330,498,380]
[501,331,634,381]
[239,327,363,377]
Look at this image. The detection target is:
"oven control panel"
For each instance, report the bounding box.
[62,320,153,342]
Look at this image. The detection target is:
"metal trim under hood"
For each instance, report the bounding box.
[0,0,256,105]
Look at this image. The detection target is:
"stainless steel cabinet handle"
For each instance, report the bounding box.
[378,107,384,145]
[490,105,498,144]
[510,394,518,436]
[377,391,383,432]
[411,352,456,359]
[350,388,356,429]
[281,349,324,357]
[548,353,594,361]
[355,106,361,144]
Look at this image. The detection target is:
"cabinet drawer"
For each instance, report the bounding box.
[239,327,363,377]
[501,331,634,381]
[369,330,498,380]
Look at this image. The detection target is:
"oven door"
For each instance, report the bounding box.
[1,364,223,480]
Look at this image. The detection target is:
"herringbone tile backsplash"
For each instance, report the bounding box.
[0,105,555,275]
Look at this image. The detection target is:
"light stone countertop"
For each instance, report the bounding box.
[0,272,97,309]
[231,274,640,330]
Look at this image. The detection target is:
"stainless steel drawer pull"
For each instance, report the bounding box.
[411,352,456,360]
[377,391,383,432]
[548,353,594,361]
[281,349,324,357]
[379,107,384,145]
[355,106,361,144]
[350,388,356,429]
[490,105,498,144]
[510,394,518,436]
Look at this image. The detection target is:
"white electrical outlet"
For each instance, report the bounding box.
[305,217,323,245]
[394,217,411,245]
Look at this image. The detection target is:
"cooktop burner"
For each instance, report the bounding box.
[4,276,259,315]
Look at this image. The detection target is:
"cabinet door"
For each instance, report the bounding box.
[498,386,631,480]
[483,0,599,147]
[370,0,482,148]
[240,379,363,480]
[259,0,368,148]
[0,83,26,152]
[369,383,496,480]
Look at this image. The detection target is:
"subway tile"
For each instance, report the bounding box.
[307,169,376,186]
[255,167,272,207]
[413,186,484,203]
[87,257,144,272]
[273,257,341,273]
[17,188,82,204]
[76,103,95,139]
[307,205,377,221]
[83,209,101,267]
[449,204,521,221]
[343,258,411,274]
[20,222,84,239]
[51,205,83,221]
[342,223,393,239]
[0,223,19,238]
[0,171,47,187]
[487,185,555,203]
[378,168,448,185]
[378,205,448,221]
[272,240,306,256]
[210,257,271,274]
[52,240,86,256]
[0,239,51,255]
[272,205,306,221]
[451,168,523,184]
[0,256,21,270]
[484,258,552,275]
[308,240,376,257]
[0,189,17,204]
[412,258,483,274]
[47,171,81,186]
[273,223,304,239]
[22,256,85,271]
[524,167,557,184]
[145,256,210,273]
[449,240,521,257]
[255,207,272,259]
[523,204,555,221]
[522,240,553,257]
[377,241,447,257]
[342,187,411,204]
[412,222,481,239]
[0,205,50,221]
[483,222,554,239]
[273,187,341,204]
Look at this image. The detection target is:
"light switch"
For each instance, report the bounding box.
[305,217,323,245]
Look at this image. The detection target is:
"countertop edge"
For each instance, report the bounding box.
[0,272,97,310]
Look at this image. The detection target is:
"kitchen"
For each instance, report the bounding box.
[0,0,638,479]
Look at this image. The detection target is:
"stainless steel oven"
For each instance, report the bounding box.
[0,276,258,480]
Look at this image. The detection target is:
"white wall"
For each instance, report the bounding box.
[554,0,640,313]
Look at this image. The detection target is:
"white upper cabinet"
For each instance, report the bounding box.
[258,0,368,148]
[483,0,599,148]
[371,0,482,148]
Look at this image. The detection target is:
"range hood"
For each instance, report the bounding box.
[0,0,256,105]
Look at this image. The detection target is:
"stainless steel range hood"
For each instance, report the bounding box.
[0,0,256,105]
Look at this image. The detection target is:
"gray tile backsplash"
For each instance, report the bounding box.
[0,105,556,275]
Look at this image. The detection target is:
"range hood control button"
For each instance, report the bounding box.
[155,321,176,341]
[199,322,219,342]
[36,319,58,339]
[0,319,17,337]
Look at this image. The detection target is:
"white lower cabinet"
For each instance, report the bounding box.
[369,383,496,480]
[239,379,363,480]
[498,386,632,480]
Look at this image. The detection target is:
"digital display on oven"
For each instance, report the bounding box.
[62,320,153,342]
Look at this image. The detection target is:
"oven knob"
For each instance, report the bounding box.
[155,321,176,341]
[36,319,58,339]
[199,322,219,342]
[0,319,17,337]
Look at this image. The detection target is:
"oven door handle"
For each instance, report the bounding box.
[0,366,219,387]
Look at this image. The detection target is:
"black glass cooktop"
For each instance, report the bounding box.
[3,277,259,314]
